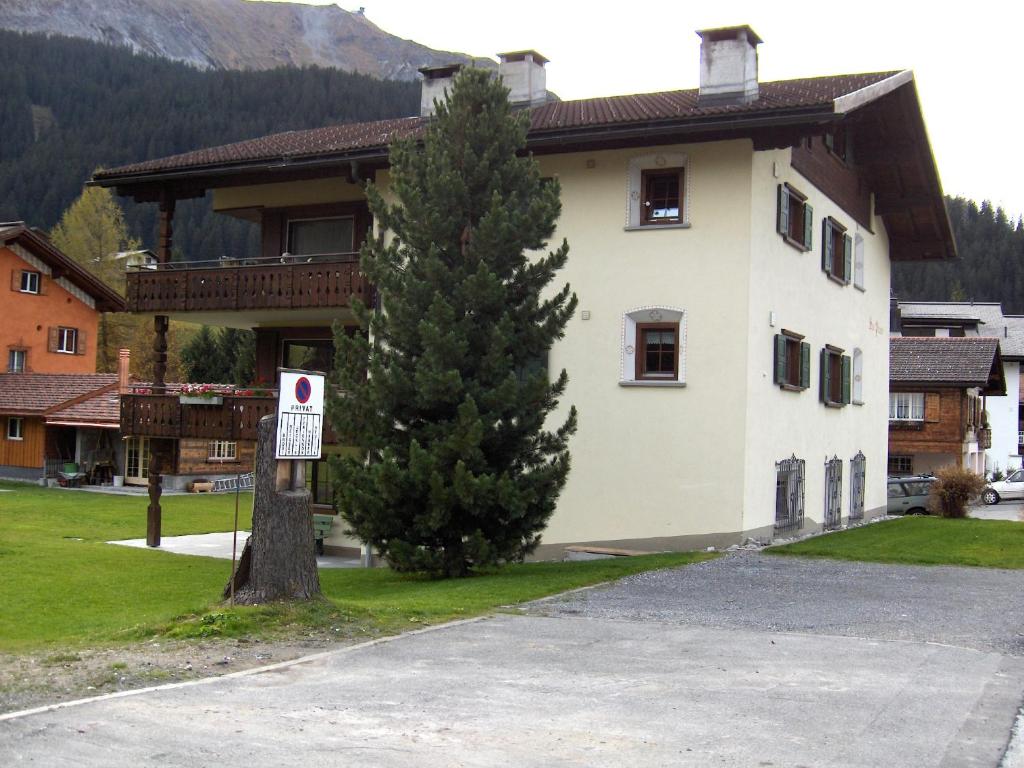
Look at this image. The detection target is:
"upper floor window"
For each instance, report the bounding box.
[853,233,865,290]
[620,307,686,386]
[626,153,689,229]
[889,392,925,421]
[7,349,26,373]
[57,327,78,354]
[7,417,24,440]
[777,183,813,251]
[641,168,685,225]
[282,339,334,373]
[16,270,40,294]
[286,216,355,258]
[822,217,852,284]
[820,345,851,407]
[824,126,852,163]
[773,331,810,391]
[852,348,864,404]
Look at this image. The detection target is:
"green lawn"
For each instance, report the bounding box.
[769,516,1024,569]
[0,482,710,652]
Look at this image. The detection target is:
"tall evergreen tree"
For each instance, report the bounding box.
[180,326,229,383]
[329,68,578,577]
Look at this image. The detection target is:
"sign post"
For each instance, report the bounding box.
[276,369,325,490]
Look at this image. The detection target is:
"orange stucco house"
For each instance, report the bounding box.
[1,222,125,374]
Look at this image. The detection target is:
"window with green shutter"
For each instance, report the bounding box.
[822,217,852,284]
[774,331,810,391]
[820,345,851,407]
[777,183,813,251]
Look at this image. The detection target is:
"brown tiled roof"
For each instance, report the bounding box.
[890,338,1003,388]
[45,388,120,427]
[95,72,897,180]
[0,374,118,416]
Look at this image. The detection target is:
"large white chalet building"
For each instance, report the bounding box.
[95,26,954,556]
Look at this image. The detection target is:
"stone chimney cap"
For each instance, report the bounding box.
[696,25,763,46]
[419,63,463,79]
[497,50,549,66]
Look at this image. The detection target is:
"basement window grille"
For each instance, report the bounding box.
[824,456,843,531]
[849,452,866,522]
[775,455,805,534]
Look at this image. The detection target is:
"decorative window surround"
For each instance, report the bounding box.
[625,153,690,230]
[620,306,687,387]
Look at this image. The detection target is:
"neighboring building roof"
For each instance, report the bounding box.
[0,224,127,313]
[898,302,1024,360]
[45,388,121,428]
[94,72,896,180]
[0,373,118,416]
[889,337,1006,394]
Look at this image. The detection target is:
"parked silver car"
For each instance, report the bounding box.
[982,469,1024,504]
[887,475,935,515]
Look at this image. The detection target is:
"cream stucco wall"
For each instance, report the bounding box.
[213,177,366,211]
[985,361,1021,474]
[536,141,754,547]
[741,150,891,534]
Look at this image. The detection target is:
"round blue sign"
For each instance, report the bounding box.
[295,376,312,404]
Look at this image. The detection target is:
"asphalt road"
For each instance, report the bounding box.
[3,552,1024,767]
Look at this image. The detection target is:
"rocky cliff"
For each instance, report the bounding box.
[0,0,487,79]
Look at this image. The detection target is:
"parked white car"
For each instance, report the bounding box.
[982,470,1024,504]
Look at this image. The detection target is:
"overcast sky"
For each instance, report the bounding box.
[256,0,1024,220]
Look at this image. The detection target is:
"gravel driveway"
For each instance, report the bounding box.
[528,551,1024,656]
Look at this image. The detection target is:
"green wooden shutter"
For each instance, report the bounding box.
[800,342,811,389]
[822,220,833,273]
[803,203,813,250]
[843,234,853,285]
[774,334,787,384]
[841,355,852,404]
[777,185,789,236]
[820,349,830,403]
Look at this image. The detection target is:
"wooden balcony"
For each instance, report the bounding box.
[120,390,338,444]
[125,254,369,314]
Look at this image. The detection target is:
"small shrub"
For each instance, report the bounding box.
[991,468,1006,482]
[928,466,986,518]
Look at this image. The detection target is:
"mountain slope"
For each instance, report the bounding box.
[0,0,487,79]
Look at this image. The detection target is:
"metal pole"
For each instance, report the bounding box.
[229,468,240,607]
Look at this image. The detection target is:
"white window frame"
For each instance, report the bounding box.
[19,270,40,294]
[7,417,24,441]
[853,233,865,290]
[620,306,687,387]
[852,348,864,405]
[57,327,77,354]
[208,440,238,462]
[625,153,690,230]
[889,392,924,421]
[8,349,26,373]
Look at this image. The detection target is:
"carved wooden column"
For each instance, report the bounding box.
[146,442,165,548]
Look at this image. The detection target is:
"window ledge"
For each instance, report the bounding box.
[624,223,691,232]
[825,273,849,287]
[852,399,864,406]
[778,383,807,393]
[854,284,866,293]
[619,380,687,388]
[206,459,239,464]
[822,401,847,409]
[781,235,810,253]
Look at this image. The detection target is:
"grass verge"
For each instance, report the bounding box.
[768,516,1024,569]
[0,482,712,652]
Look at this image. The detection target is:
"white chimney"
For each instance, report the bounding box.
[118,348,131,394]
[696,25,762,104]
[497,50,549,107]
[419,64,463,117]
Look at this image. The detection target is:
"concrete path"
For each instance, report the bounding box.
[3,553,1024,766]
[108,531,362,569]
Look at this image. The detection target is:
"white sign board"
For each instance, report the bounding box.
[275,370,325,460]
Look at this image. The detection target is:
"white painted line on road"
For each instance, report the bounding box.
[0,615,490,723]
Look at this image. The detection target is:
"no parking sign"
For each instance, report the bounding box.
[275,369,325,459]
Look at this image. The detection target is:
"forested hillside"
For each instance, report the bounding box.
[0,30,418,260]
[892,197,1024,313]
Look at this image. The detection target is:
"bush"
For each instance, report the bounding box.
[928,466,986,518]
[991,468,1006,482]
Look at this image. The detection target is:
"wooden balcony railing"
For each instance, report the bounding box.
[125,254,369,314]
[120,391,338,444]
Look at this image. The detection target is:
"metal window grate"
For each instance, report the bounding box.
[824,455,843,530]
[849,451,866,522]
[775,455,805,534]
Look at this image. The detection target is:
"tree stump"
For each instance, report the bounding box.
[225,415,321,604]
